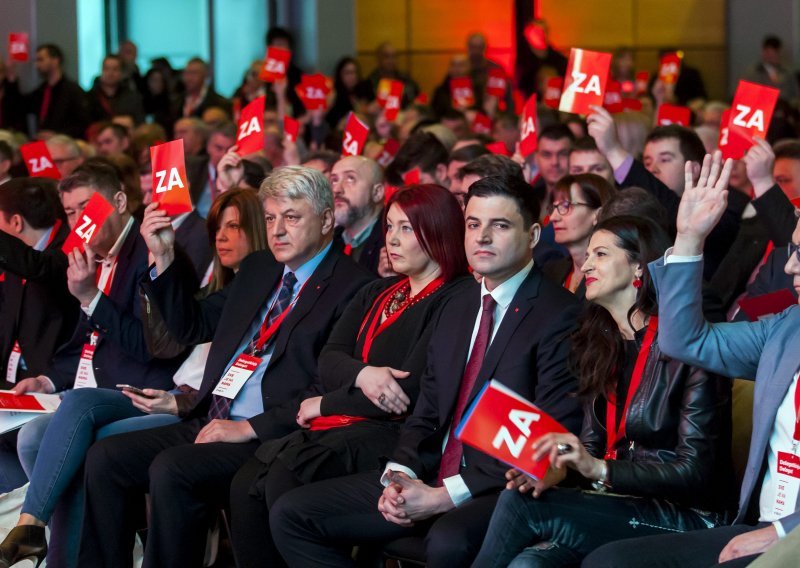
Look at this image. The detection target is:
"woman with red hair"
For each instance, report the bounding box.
[228,184,471,567]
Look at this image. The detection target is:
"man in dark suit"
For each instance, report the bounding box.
[173,208,213,280]
[172,57,231,122]
[186,121,236,218]
[77,166,374,568]
[270,175,582,568]
[0,178,78,493]
[331,156,385,275]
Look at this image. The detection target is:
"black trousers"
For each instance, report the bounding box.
[77,418,259,568]
[581,523,767,568]
[269,470,499,568]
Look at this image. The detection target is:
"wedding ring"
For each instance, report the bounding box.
[379,393,387,405]
[557,443,573,455]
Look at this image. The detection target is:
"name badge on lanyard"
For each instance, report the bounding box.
[74,332,99,389]
[770,380,800,519]
[6,342,22,384]
[212,354,262,400]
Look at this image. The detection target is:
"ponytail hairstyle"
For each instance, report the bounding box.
[571,215,670,398]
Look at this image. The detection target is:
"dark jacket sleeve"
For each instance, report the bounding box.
[752,184,797,246]
[0,231,68,280]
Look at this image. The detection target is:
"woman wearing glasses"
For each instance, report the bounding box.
[543,173,615,297]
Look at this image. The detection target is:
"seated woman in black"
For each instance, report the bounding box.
[472,215,735,567]
[228,183,471,567]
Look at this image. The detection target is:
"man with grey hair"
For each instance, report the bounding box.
[46,134,84,178]
[330,155,385,274]
[78,166,374,567]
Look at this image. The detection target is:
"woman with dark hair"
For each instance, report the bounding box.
[472,215,734,567]
[0,189,267,568]
[228,184,472,567]
[543,173,615,297]
[326,57,363,129]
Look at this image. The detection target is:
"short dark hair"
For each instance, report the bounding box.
[570,136,600,154]
[103,54,123,67]
[0,177,62,229]
[645,125,706,163]
[99,122,129,140]
[37,44,64,64]
[59,160,123,202]
[186,57,208,69]
[773,139,800,161]
[440,108,468,123]
[389,132,448,177]
[0,141,13,162]
[554,173,616,210]
[448,144,490,166]
[597,187,669,232]
[538,123,576,144]
[459,154,524,183]
[303,150,340,170]
[210,120,237,140]
[266,27,295,49]
[465,175,541,227]
[763,35,782,50]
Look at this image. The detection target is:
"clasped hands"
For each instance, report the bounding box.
[378,470,454,527]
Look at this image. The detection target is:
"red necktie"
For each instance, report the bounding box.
[437,293,496,484]
[343,244,353,256]
[39,84,53,123]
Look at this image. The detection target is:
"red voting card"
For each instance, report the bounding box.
[341,113,369,157]
[472,112,492,135]
[376,78,393,105]
[383,184,399,205]
[738,289,796,321]
[376,138,400,167]
[520,94,539,158]
[296,74,332,111]
[559,49,612,115]
[20,141,60,179]
[620,79,635,95]
[717,109,731,155]
[456,380,568,480]
[236,96,265,156]
[450,77,475,109]
[724,81,780,160]
[635,71,650,96]
[259,46,290,82]
[0,392,46,412]
[415,92,429,105]
[486,68,507,97]
[603,80,624,114]
[380,80,404,122]
[61,192,115,254]
[524,22,548,51]
[485,141,511,156]
[622,98,643,111]
[283,116,300,143]
[402,168,421,185]
[8,33,29,62]
[543,77,563,110]
[658,52,682,85]
[656,104,691,126]
[150,139,192,216]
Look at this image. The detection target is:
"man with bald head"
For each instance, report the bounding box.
[330,155,385,275]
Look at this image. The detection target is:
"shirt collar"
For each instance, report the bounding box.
[342,215,379,248]
[33,225,55,252]
[106,216,134,261]
[171,212,191,230]
[284,241,333,290]
[480,260,533,309]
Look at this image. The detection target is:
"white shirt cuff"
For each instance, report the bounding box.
[663,247,704,265]
[41,376,57,393]
[380,462,418,486]
[774,520,787,539]
[442,474,472,507]
[81,290,103,317]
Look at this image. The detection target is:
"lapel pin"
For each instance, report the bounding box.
[514,307,519,313]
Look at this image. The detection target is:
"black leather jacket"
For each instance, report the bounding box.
[581,335,736,514]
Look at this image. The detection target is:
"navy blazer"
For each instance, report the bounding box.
[175,210,213,280]
[141,244,375,441]
[390,266,583,497]
[47,222,183,391]
[0,222,79,382]
[651,257,800,534]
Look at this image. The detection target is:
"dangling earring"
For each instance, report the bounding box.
[633,276,642,289]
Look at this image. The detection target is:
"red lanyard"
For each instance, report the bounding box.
[95,258,118,296]
[605,316,658,460]
[22,220,62,286]
[357,277,445,363]
[564,267,574,291]
[343,244,353,256]
[252,280,305,353]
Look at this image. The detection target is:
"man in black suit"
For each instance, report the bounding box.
[78,166,374,568]
[186,121,236,218]
[331,155,384,274]
[172,208,213,280]
[0,178,78,493]
[270,175,582,568]
[172,57,231,122]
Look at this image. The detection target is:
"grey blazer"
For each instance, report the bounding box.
[650,257,800,534]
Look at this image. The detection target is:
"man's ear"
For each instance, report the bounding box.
[114,190,128,215]
[371,182,385,205]
[321,207,335,235]
[592,207,601,226]
[7,213,24,235]
[529,222,541,250]
[435,163,449,187]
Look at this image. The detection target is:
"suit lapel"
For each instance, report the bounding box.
[440,286,481,422]
[107,223,139,303]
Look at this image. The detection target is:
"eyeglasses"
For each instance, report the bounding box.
[548,200,591,216]
[788,242,800,263]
